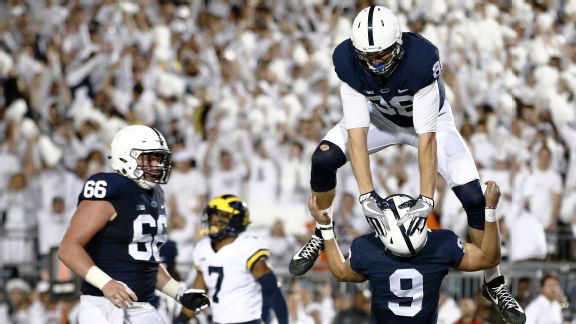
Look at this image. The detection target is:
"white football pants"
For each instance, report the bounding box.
[77,295,167,324]
[323,100,479,188]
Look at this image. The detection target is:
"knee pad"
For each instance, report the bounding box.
[310,140,347,192]
[452,179,485,230]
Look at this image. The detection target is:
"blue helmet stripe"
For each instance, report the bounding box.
[367,6,375,46]
[389,199,416,255]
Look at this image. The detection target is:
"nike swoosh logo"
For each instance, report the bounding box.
[362,202,383,216]
[398,89,409,93]
[410,205,430,214]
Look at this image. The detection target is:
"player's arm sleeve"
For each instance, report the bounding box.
[258,271,288,324]
[341,82,370,129]
[412,81,441,134]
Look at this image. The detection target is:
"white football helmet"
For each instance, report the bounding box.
[109,125,172,189]
[351,6,403,78]
[365,194,428,257]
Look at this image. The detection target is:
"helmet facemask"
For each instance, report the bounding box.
[202,195,250,243]
[355,41,403,78]
[132,149,172,185]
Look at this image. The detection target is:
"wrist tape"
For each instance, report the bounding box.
[85,266,113,290]
[316,222,334,240]
[485,208,497,222]
[161,278,185,300]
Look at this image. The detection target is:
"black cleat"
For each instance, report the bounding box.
[289,233,324,276]
[482,276,526,324]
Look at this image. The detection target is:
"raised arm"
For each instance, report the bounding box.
[457,181,502,271]
[308,196,367,283]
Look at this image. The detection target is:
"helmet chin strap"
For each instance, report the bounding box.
[135,178,156,190]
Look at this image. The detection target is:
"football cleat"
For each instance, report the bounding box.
[289,229,324,276]
[482,276,526,324]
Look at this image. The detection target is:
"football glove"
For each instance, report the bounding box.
[176,288,210,312]
[397,195,433,236]
[359,191,390,232]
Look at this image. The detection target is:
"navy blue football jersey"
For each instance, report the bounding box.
[350,230,465,324]
[333,33,446,128]
[78,172,167,302]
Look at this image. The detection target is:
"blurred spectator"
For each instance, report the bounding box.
[332,289,370,324]
[247,138,279,206]
[515,277,534,311]
[5,278,32,324]
[525,273,563,324]
[28,281,59,324]
[264,219,298,276]
[507,204,548,262]
[36,196,72,261]
[287,290,314,324]
[334,192,370,255]
[522,146,562,233]
[279,140,309,206]
[165,150,207,274]
[437,290,461,324]
[0,173,36,265]
[455,297,483,324]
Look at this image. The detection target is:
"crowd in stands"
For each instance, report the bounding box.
[1,0,576,323]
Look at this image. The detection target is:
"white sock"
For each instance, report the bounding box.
[484,266,502,283]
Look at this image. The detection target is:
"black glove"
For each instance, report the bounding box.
[176,288,210,312]
[359,190,390,235]
[398,195,433,236]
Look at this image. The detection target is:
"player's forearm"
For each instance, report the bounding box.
[156,265,175,290]
[323,239,364,282]
[348,128,374,194]
[551,192,561,223]
[417,132,437,198]
[58,242,97,278]
[480,211,501,267]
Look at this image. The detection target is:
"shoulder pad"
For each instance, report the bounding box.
[238,234,270,270]
[402,33,442,91]
[332,39,364,92]
[78,173,129,203]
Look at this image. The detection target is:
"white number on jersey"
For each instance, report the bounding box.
[367,95,413,117]
[388,268,424,316]
[83,180,107,198]
[129,214,167,261]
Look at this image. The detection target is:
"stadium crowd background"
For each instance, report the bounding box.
[1,0,576,323]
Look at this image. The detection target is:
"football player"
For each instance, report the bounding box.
[59,125,209,324]
[180,195,288,324]
[289,6,525,323]
[311,181,515,323]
